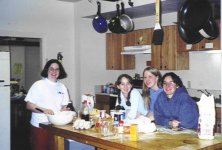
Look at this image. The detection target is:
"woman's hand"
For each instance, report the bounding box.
[169,120,180,128]
[60,105,70,111]
[42,108,54,115]
[26,101,54,115]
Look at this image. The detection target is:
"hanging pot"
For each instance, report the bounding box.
[108,3,126,34]
[178,0,212,31]
[178,22,203,44]
[199,16,219,40]
[119,2,134,32]
[92,1,108,33]
[177,0,217,44]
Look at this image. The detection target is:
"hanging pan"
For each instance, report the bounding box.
[92,1,108,33]
[178,0,212,32]
[177,0,218,43]
[119,2,134,33]
[199,16,219,40]
[178,22,203,44]
[108,3,126,34]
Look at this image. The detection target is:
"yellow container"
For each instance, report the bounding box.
[130,124,138,141]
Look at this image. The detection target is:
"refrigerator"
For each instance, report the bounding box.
[0,51,10,150]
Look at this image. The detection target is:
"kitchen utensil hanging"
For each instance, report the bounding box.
[152,0,164,45]
[177,0,219,44]
[199,16,219,40]
[92,1,108,33]
[119,1,134,33]
[108,3,126,33]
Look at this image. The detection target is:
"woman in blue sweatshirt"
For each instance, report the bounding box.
[154,72,199,129]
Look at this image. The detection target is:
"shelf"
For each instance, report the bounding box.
[83,0,220,20]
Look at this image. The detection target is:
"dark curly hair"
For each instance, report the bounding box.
[161,72,183,87]
[41,59,67,79]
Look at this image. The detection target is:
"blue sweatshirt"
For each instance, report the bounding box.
[154,87,199,129]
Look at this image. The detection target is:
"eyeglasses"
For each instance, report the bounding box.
[48,67,60,72]
[163,81,175,87]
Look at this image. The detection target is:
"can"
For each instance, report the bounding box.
[114,113,122,121]
[110,110,116,119]
[119,110,126,120]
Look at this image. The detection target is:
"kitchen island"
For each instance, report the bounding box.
[40,123,222,150]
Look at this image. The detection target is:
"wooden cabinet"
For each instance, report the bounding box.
[11,98,31,150]
[106,28,153,70]
[151,25,189,70]
[178,20,221,52]
[106,33,135,70]
[134,28,153,45]
[95,94,117,114]
[106,26,190,70]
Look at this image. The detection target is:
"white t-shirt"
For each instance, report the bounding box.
[25,78,70,127]
[116,88,148,119]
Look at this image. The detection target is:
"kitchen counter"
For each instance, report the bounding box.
[40,123,222,150]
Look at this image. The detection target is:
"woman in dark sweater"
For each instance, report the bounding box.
[154,72,199,129]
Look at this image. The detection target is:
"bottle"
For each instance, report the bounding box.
[81,101,89,121]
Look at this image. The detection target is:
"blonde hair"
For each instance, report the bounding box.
[142,66,162,109]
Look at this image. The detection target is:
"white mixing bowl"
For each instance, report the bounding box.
[47,111,76,126]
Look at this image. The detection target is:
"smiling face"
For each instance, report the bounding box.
[117,77,132,97]
[47,63,60,82]
[163,76,178,98]
[143,70,159,90]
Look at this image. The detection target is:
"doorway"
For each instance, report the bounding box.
[0,36,41,150]
[0,36,41,92]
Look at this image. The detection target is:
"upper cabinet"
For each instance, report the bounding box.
[151,25,189,70]
[106,28,153,70]
[106,33,135,70]
[134,28,153,45]
[106,22,220,70]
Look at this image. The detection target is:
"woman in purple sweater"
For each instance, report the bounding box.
[154,72,199,129]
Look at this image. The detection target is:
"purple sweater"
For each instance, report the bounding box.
[154,87,199,129]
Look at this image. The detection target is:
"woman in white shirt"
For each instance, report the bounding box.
[25,59,70,150]
[115,74,147,119]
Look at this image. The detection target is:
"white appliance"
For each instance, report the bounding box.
[0,51,10,150]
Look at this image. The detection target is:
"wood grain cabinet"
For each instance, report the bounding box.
[95,94,117,114]
[106,26,190,70]
[151,25,189,70]
[134,28,153,45]
[106,33,135,70]
[106,28,153,70]
[177,20,221,52]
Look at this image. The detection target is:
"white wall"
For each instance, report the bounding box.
[0,0,76,99]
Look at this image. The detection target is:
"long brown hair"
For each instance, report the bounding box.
[142,66,162,109]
